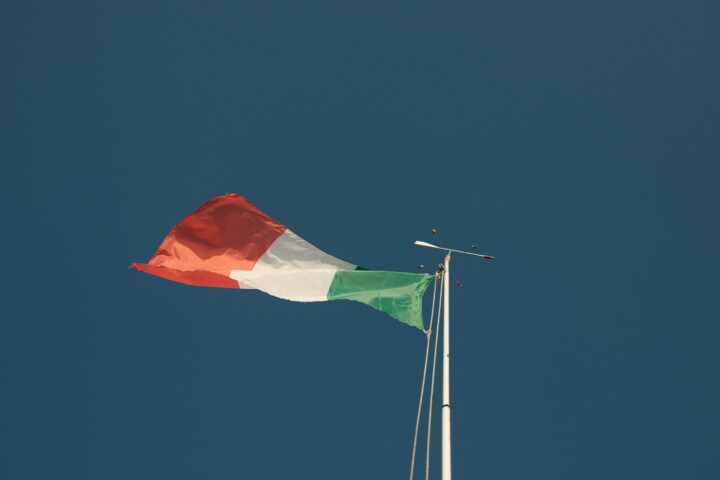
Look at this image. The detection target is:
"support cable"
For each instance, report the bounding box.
[425,270,445,480]
[408,275,439,480]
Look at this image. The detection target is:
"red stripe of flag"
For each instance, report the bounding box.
[131,194,286,288]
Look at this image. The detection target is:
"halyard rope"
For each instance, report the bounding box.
[408,275,438,480]
[410,273,445,480]
[425,272,444,480]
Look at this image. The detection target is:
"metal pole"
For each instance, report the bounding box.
[413,239,492,479]
[442,252,452,480]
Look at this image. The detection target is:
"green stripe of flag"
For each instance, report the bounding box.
[327,270,434,329]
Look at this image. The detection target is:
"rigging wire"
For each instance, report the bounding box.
[408,275,438,480]
[425,270,444,480]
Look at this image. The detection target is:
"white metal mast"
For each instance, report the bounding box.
[442,252,452,480]
[413,240,494,480]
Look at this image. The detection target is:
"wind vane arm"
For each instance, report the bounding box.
[413,240,495,260]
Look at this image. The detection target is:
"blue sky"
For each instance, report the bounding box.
[1,1,718,479]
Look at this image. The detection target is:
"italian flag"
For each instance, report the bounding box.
[131,194,433,329]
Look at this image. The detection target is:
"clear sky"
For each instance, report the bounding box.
[1,1,718,479]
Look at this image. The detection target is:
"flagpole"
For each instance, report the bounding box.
[442,252,452,480]
[413,239,493,480]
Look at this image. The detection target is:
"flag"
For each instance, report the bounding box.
[131,194,433,329]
